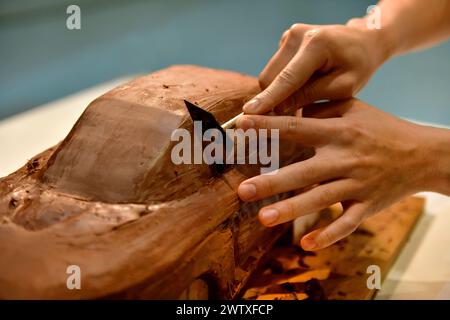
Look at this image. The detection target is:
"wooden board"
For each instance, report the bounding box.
[242,196,425,300]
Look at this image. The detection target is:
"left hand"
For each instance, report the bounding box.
[242,23,389,115]
[236,99,445,250]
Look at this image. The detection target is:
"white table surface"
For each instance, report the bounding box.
[0,78,449,299]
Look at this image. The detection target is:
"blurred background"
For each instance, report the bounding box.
[1,0,449,124]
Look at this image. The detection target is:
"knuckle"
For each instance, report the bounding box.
[340,215,360,232]
[336,119,359,142]
[317,187,335,205]
[289,23,307,35]
[285,117,301,134]
[347,120,364,139]
[279,30,290,46]
[347,18,360,27]
[350,180,368,196]
[258,70,271,89]
[319,230,335,247]
[239,115,256,129]
[303,164,318,181]
[304,28,323,44]
[255,115,266,129]
[283,24,308,47]
[352,153,371,172]
[338,75,357,97]
[283,200,297,221]
[339,119,352,132]
[344,122,358,139]
[341,155,362,174]
[263,178,275,196]
[289,23,301,31]
[256,176,275,197]
[277,68,298,87]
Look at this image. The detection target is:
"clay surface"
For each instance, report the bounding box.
[0,65,313,299]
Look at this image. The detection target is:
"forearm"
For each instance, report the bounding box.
[378,0,450,55]
[348,0,450,61]
[419,125,450,196]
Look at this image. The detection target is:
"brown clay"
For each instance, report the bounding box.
[0,65,313,299]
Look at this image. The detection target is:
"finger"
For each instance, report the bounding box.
[260,25,310,89]
[272,72,355,115]
[300,202,367,250]
[258,179,354,227]
[290,72,356,107]
[236,115,336,146]
[302,99,354,119]
[271,73,339,115]
[279,30,290,47]
[243,31,328,115]
[238,155,350,202]
[259,43,299,90]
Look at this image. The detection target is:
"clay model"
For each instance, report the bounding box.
[0,65,314,299]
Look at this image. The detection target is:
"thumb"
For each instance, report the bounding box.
[272,73,350,115]
[293,73,355,107]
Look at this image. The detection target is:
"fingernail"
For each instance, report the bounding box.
[238,183,257,201]
[243,99,260,113]
[260,208,279,225]
[237,117,255,130]
[301,237,317,250]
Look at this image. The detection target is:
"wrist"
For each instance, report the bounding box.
[416,125,450,195]
[346,17,396,68]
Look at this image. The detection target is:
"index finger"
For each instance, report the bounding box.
[243,31,328,115]
[236,115,336,146]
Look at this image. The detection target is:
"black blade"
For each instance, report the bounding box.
[184,100,226,136]
[183,100,230,175]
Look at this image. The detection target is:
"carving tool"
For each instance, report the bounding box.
[184,100,242,130]
[184,100,241,174]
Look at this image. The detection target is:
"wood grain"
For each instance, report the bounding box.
[243,196,425,300]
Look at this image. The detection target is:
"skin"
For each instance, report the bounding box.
[238,0,450,250]
[237,99,450,250]
[243,0,450,115]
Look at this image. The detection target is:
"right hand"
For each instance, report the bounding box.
[243,21,390,115]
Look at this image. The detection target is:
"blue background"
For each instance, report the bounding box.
[1,0,449,124]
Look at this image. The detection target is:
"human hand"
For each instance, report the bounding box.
[243,23,390,115]
[237,99,450,250]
